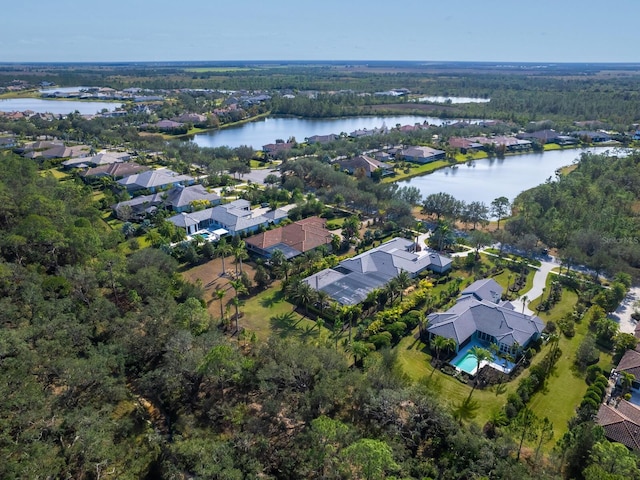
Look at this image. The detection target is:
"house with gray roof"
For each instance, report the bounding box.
[427,279,544,356]
[113,184,221,219]
[399,146,446,164]
[62,151,131,170]
[117,168,194,193]
[304,237,452,306]
[167,199,290,236]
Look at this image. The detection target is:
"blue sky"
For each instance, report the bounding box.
[2,0,638,63]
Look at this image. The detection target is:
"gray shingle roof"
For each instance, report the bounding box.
[427,294,544,348]
[117,168,193,190]
[303,237,451,305]
[461,278,503,303]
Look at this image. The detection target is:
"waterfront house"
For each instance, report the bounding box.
[336,154,394,178]
[399,146,446,163]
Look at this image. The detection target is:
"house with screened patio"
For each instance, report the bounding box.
[427,278,545,359]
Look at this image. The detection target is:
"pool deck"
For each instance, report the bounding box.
[451,339,515,376]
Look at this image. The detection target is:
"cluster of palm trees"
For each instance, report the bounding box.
[214,237,249,277]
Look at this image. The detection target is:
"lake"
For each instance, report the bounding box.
[400,146,625,206]
[191,115,484,149]
[0,98,122,115]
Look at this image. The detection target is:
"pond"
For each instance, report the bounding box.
[399,146,625,206]
[190,115,484,149]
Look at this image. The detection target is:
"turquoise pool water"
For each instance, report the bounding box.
[454,352,480,375]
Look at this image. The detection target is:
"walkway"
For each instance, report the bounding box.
[511,259,557,316]
[610,286,640,334]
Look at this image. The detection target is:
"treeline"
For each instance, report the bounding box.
[508,151,640,277]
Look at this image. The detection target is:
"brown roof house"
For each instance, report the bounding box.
[597,399,640,451]
[245,216,333,259]
[336,155,394,178]
[83,162,150,180]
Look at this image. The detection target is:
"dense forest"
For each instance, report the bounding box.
[508,151,640,277]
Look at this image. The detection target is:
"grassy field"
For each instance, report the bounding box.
[41,168,70,180]
[396,334,517,427]
[527,308,612,442]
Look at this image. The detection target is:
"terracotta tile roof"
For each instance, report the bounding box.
[246,216,332,253]
[597,400,640,450]
[616,349,640,379]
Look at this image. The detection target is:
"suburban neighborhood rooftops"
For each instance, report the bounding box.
[597,399,640,451]
[245,216,332,258]
[117,168,194,191]
[616,348,640,379]
[461,278,503,303]
[304,237,451,305]
[428,279,544,348]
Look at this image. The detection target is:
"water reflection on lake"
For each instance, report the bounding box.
[191,115,484,149]
[0,98,121,115]
[400,147,623,205]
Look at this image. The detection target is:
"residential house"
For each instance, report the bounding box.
[516,130,577,146]
[262,142,295,157]
[30,144,91,159]
[572,130,612,143]
[304,237,452,306]
[467,136,532,152]
[448,137,483,154]
[83,162,149,181]
[336,154,394,178]
[399,146,446,164]
[117,168,194,193]
[613,348,640,397]
[0,136,16,149]
[113,184,221,219]
[167,199,290,236]
[597,400,640,451]
[427,278,545,355]
[306,134,339,144]
[245,216,333,259]
[62,151,130,170]
[172,113,208,124]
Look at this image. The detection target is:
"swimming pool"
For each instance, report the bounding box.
[454,352,480,375]
[450,339,516,375]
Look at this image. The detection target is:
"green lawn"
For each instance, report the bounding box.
[41,168,70,180]
[396,333,517,427]
[241,287,335,344]
[527,312,612,443]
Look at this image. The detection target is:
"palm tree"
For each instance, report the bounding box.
[619,372,635,396]
[468,346,493,401]
[233,241,248,275]
[214,288,226,322]
[347,341,371,367]
[431,335,456,361]
[395,270,412,302]
[341,304,362,343]
[229,278,247,333]
[286,280,317,316]
[520,295,529,314]
[316,290,330,318]
[216,238,232,277]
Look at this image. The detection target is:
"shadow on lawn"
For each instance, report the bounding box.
[260,290,285,308]
[269,312,318,340]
